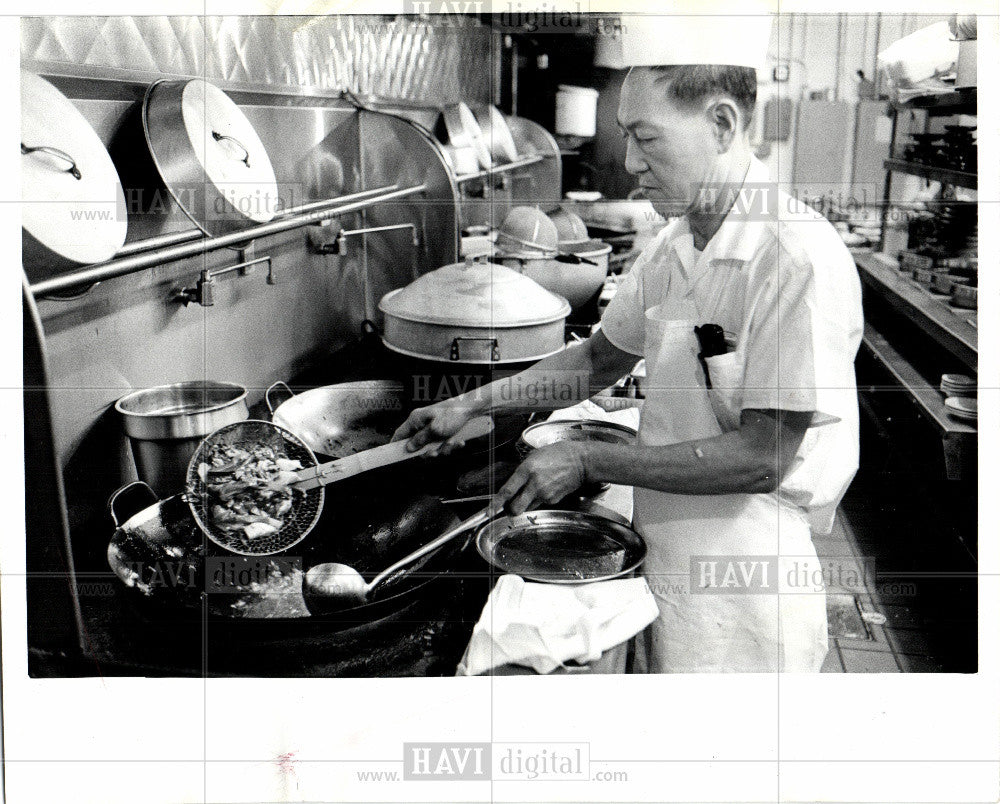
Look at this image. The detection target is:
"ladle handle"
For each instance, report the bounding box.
[366,507,493,594]
[294,415,494,490]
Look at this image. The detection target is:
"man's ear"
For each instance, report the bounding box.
[707,98,740,153]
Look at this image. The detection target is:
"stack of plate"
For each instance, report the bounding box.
[944,397,977,423]
[941,373,976,398]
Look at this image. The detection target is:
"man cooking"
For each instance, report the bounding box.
[393,16,863,672]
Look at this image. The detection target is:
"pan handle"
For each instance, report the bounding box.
[367,507,492,596]
[265,380,295,414]
[108,481,160,528]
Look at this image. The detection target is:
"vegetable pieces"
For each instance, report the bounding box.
[195,442,303,546]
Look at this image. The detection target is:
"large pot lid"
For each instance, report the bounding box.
[379,259,570,327]
[21,70,128,271]
[473,106,518,165]
[143,78,279,237]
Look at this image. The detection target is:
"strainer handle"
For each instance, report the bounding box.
[295,415,494,491]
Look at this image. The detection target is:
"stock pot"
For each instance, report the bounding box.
[116,381,248,497]
[496,239,611,309]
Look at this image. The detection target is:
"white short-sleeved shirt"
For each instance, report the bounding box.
[601,157,864,533]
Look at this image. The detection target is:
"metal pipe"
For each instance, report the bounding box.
[111,185,399,259]
[454,153,545,184]
[337,223,418,239]
[30,183,426,297]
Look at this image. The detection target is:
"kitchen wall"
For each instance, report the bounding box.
[22,14,499,546]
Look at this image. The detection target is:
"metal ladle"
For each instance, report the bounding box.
[304,507,493,608]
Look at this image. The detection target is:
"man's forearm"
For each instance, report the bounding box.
[582,431,781,495]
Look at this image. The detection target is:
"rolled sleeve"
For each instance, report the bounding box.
[740,249,820,414]
[600,255,647,356]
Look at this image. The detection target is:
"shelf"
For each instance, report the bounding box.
[861,321,975,479]
[453,153,547,183]
[883,158,977,190]
[893,87,976,114]
[855,251,977,369]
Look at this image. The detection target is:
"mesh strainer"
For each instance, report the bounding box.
[187,416,494,556]
[186,419,324,556]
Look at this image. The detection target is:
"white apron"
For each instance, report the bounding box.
[633,305,829,673]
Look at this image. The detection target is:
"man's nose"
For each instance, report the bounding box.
[623,138,647,175]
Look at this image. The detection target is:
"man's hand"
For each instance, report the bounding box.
[390,400,480,454]
[494,442,588,515]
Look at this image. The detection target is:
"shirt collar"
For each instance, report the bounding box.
[658,156,772,280]
[699,156,772,265]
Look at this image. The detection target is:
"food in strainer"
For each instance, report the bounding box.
[196,443,303,544]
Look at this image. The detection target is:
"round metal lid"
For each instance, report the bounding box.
[21,71,128,269]
[143,78,279,236]
[379,259,570,328]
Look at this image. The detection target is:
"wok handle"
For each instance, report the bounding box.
[296,416,494,490]
[367,507,492,594]
[265,380,295,414]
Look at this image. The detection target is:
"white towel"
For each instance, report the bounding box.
[457,574,659,676]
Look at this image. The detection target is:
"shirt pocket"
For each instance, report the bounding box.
[704,350,744,433]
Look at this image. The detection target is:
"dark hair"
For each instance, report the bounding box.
[649,65,757,129]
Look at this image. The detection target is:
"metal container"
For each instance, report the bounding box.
[517,418,637,456]
[517,418,637,497]
[379,257,570,364]
[116,381,249,496]
[951,283,977,309]
[497,239,611,309]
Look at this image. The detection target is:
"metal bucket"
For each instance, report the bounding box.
[116,381,248,497]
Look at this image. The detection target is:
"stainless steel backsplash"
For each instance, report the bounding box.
[21,14,500,104]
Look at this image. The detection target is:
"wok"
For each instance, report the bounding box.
[266,380,405,460]
[106,481,471,631]
[266,378,526,460]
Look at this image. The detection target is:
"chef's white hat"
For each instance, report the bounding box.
[595,13,773,71]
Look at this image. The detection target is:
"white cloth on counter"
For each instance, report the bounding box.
[456,574,659,676]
